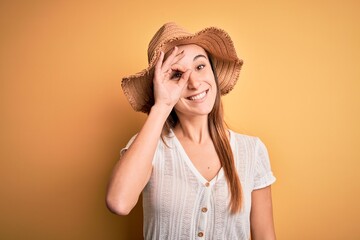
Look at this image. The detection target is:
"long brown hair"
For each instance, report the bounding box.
[161,57,242,214]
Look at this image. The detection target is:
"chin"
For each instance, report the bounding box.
[188,106,214,116]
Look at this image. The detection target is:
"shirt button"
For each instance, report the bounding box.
[201,207,208,213]
[198,231,204,237]
[205,182,210,187]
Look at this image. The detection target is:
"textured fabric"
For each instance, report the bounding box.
[122,130,276,239]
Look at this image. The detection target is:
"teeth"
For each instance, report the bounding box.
[189,91,207,101]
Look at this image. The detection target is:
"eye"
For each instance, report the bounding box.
[171,71,183,79]
[197,64,205,70]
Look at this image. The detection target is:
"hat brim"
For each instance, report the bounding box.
[122,27,243,113]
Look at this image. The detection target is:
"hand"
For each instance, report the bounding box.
[153,46,191,110]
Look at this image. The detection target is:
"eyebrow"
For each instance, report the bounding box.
[193,54,208,61]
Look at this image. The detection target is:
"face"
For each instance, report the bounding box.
[169,44,217,118]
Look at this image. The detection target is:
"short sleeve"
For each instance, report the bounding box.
[253,138,276,190]
[120,134,138,158]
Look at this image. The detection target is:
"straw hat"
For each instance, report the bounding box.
[121,22,243,113]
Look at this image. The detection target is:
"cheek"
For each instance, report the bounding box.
[205,70,216,85]
[208,76,217,91]
[174,98,187,110]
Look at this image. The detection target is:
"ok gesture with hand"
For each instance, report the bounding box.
[153,46,191,110]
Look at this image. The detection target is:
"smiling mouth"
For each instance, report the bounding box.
[186,90,208,101]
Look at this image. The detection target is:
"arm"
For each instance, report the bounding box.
[106,104,171,215]
[106,47,190,215]
[250,186,276,240]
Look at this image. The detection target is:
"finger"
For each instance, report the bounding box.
[162,54,186,80]
[154,51,165,83]
[177,69,191,87]
[155,51,164,71]
[170,49,185,65]
[170,63,187,73]
[161,46,180,71]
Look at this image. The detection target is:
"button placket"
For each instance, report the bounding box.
[197,183,212,239]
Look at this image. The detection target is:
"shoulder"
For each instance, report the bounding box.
[229,129,262,146]
[228,130,269,161]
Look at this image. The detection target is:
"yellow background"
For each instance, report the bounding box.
[1,0,359,239]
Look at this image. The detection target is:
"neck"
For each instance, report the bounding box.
[173,115,210,144]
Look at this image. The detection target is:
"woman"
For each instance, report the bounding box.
[106,22,276,239]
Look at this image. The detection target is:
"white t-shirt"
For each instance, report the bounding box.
[122,130,276,240]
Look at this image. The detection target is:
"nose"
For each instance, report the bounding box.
[187,72,201,90]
